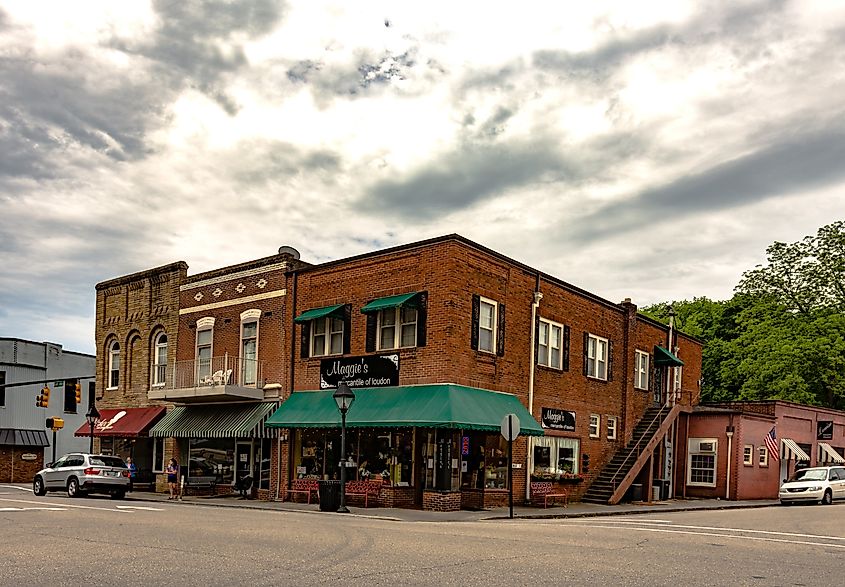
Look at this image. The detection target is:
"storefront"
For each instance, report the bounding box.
[149,401,279,496]
[0,428,50,483]
[266,384,543,511]
[73,407,166,489]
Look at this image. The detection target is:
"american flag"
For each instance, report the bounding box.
[764,426,780,462]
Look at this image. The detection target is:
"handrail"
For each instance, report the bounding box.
[608,401,671,490]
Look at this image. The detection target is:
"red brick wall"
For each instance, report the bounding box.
[0,447,44,483]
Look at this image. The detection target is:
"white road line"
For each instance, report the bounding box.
[0,507,67,511]
[583,524,845,549]
[570,519,845,542]
[0,497,133,513]
[115,505,164,511]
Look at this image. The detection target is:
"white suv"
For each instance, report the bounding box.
[779,466,845,505]
[33,453,130,499]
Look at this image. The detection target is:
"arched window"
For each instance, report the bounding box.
[152,333,168,386]
[108,341,120,389]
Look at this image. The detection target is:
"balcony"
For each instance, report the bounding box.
[148,355,264,404]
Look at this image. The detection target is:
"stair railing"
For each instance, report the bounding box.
[607,401,671,492]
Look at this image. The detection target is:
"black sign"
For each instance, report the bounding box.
[320,354,399,389]
[541,407,576,431]
[817,420,834,440]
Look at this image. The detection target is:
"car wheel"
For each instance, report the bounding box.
[821,490,833,505]
[110,489,126,500]
[33,476,47,496]
[67,477,82,498]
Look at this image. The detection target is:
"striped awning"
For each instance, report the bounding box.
[0,428,50,447]
[818,442,845,464]
[149,402,278,439]
[781,438,811,461]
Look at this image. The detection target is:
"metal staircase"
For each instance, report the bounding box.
[581,403,685,505]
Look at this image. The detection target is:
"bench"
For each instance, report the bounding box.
[345,480,382,508]
[284,479,319,504]
[530,481,568,508]
[183,476,217,494]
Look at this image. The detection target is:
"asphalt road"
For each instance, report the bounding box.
[1,487,842,587]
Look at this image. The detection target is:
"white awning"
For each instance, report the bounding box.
[818,442,845,464]
[781,438,811,461]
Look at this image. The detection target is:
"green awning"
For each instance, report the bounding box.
[265,384,544,436]
[654,345,684,367]
[360,292,421,314]
[149,402,279,439]
[294,304,345,323]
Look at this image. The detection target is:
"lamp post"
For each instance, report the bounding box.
[333,382,355,513]
[85,402,100,454]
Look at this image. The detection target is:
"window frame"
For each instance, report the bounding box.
[310,315,344,357]
[530,436,581,479]
[538,318,564,370]
[673,365,683,392]
[107,341,120,390]
[152,332,168,387]
[586,334,608,381]
[240,318,259,386]
[634,350,649,390]
[152,437,166,473]
[687,438,718,487]
[196,326,214,381]
[743,445,754,466]
[0,370,5,408]
[758,445,769,467]
[606,416,618,440]
[377,306,418,350]
[477,297,498,354]
[589,414,600,439]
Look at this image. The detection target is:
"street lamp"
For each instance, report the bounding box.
[333,382,355,513]
[85,401,100,454]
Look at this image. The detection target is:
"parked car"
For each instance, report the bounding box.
[33,453,130,499]
[779,466,845,505]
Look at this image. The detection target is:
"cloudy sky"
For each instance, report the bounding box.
[1,0,843,355]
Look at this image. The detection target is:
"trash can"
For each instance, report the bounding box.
[626,483,643,502]
[656,479,670,501]
[318,480,341,512]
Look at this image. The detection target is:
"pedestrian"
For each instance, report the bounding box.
[126,456,137,493]
[166,457,180,500]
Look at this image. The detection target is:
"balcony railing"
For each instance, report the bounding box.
[151,355,263,390]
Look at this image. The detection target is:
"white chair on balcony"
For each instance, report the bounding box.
[223,369,233,385]
[211,370,224,385]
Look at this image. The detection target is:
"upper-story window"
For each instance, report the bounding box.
[362,292,427,353]
[585,333,609,380]
[0,370,6,407]
[635,350,649,390]
[295,305,349,358]
[195,317,215,381]
[107,341,120,389]
[673,365,683,392]
[240,313,259,386]
[313,316,343,357]
[538,318,568,369]
[378,306,417,350]
[471,295,504,356]
[152,333,168,387]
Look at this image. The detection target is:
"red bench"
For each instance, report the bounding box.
[345,480,382,507]
[284,478,319,504]
[530,481,568,508]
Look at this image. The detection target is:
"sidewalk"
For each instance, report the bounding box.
[122,489,779,522]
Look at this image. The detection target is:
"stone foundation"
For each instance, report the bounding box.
[422,490,461,512]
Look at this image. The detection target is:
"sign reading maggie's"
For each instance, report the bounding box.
[541,407,576,431]
[320,354,399,389]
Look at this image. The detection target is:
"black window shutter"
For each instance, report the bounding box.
[342,305,352,355]
[300,321,311,359]
[496,302,506,357]
[648,355,654,392]
[583,332,589,376]
[365,313,377,353]
[607,341,613,381]
[534,316,540,365]
[563,325,571,371]
[416,292,428,347]
[470,294,480,350]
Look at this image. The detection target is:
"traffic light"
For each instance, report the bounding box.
[36,385,50,408]
[46,417,64,430]
[581,453,590,474]
[75,382,82,403]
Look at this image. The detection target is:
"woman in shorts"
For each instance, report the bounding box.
[166,458,180,500]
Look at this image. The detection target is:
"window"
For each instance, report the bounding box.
[378,306,418,350]
[606,416,617,440]
[196,328,213,381]
[107,341,120,389]
[635,350,649,390]
[478,298,497,353]
[743,445,754,466]
[589,414,600,438]
[530,436,580,480]
[241,321,258,386]
[152,333,167,387]
[0,371,5,407]
[673,365,683,392]
[312,316,344,357]
[758,446,769,467]
[586,334,608,380]
[152,437,165,473]
[687,438,717,487]
[538,319,563,369]
[64,380,77,414]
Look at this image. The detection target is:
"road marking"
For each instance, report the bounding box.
[0,507,67,511]
[570,519,845,542]
[582,524,845,549]
[115,505,164,511]
[0,497,133,513]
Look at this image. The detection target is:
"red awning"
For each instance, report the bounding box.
[74,406,166,437]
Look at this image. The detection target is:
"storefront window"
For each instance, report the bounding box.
[531,436,580,481]
[259,439,271,490]
[189,438,235,484]
[483,435,509,490]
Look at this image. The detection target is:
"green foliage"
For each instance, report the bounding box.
[646,222,845,409]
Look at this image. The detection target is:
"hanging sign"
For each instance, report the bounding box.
[320,354,399,388]
[541,407,576,431]
[817,421,833,440]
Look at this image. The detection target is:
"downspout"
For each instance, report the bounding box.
[664,306,676,498]
[725,429,734,500]
[276,269,299,502]
[526,275,542,501]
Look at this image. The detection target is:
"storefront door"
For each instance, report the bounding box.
[235,442,253,484]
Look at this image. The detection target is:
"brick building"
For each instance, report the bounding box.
[94,235,703,510]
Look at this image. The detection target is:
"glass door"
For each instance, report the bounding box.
[235,442,254,493]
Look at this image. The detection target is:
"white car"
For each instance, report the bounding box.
[33,453,130,499]
[779,466,845,505]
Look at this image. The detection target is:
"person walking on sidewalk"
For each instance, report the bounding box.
[166,458,180,500]
[126,456,137,493]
